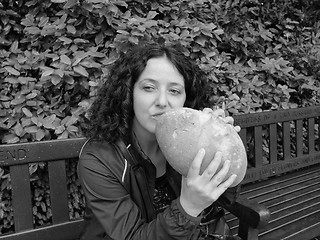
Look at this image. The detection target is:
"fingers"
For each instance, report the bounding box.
[211,160,237,190]
[187,148,205,178]
[202,151,222,178]
[234,125,241,132]
[223,116,234,125]
[212,159,231,184]
[218,114,241,133]
[212,108,225,118]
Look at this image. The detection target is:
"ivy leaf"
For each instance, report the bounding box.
[25,126,39,133]
[11,96,26,105]
[4,66,20,76]
[147,11,158,19]
[59,36,73,44]
[43,115,56,129]
[22,107,33,117]
[60,54,72,65]
[29,164,38,175]
[13,123,25,137]
[25,26,41,34]
[36,129,45,141]
[51,0,67,2]
[2,134,20,144]
[10,41,19,53]
[41,68,55,78]
[74,66,89,77]
[51,75,62,85]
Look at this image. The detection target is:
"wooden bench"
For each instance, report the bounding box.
[0,138,87,240]
[0,134,269,239]
[227,105,320,240]
[1,105,319,240]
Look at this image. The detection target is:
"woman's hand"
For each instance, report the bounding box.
[203,108,241,132]
[179,149,237,217]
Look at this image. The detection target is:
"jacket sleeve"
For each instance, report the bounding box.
[77,141,201,240]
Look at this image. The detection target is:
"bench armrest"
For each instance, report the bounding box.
[224,197,270,240]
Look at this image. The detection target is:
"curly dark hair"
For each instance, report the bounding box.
[81,41,212,143]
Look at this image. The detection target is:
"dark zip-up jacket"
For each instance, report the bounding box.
[77,138,239,240]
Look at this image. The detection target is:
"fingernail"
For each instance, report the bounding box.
[199,148,205,155]
[214,151,221,157]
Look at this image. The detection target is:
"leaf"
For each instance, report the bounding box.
[25,126,39,133]
[41,68,55,77]
[26,92,37,99]
[73,66,89,77]
[147,11,158,19]
[36,129,45,141]
[58,130,69,139]
[59,36,73,44]
[51,0,67,2]
[67,125,78,132]
[43,115,56,129]
[25,26,41,34]
[13,123,25,137]
[95,32,104,45]
[10,41,19,53]
[64,0,78,8]
[11,97,25,105]
[26,100,37,106]
[60,54,72,65]
[4,66,20,76]
[55,125,66,134]
[2,134,19,144]
[51,75,62,85]
[55,69,64,77]
[29,163,38,175]
[213,29,224,35]
[22,107,33,117]
[66,25,77,34]
[80,60,101,68]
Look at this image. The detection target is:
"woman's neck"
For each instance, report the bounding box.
[133,128,159,157]
[132,125,166,177]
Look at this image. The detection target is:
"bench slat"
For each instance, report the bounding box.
[0,138,86,167]
[234,105,320,128]
[10,164,33,231]
[254,126,263,167]
[283,121,291,161]
[259,206,320,240]
[308,117,315,153]
[0,219,85,240]
[269,123,277,164]
[282,222,320,240]
[227,163,320,239]
[48,160,69,224]
[295,119,303,157]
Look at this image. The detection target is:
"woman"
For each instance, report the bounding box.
[78,41,242,240]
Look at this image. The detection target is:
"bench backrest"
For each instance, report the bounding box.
[0,105,319,239]
[0,138,86,240]
[234,105,320,184]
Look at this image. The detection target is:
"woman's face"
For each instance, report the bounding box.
[133,56,186,136]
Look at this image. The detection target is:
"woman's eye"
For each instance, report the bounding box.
[142,85,156,92]
[169,89,182,95]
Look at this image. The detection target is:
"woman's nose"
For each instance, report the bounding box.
[156,91,168,107]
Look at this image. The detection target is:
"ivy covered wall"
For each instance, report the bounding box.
[0,0,319,143]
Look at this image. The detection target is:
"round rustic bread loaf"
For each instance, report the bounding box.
[155,107,247,187]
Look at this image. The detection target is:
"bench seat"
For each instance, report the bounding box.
[226,163,320,240]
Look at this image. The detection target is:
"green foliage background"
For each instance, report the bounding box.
[0,0,320,234]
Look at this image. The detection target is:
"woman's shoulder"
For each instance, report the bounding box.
[79,138,113,155]
[78,138,124,169]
